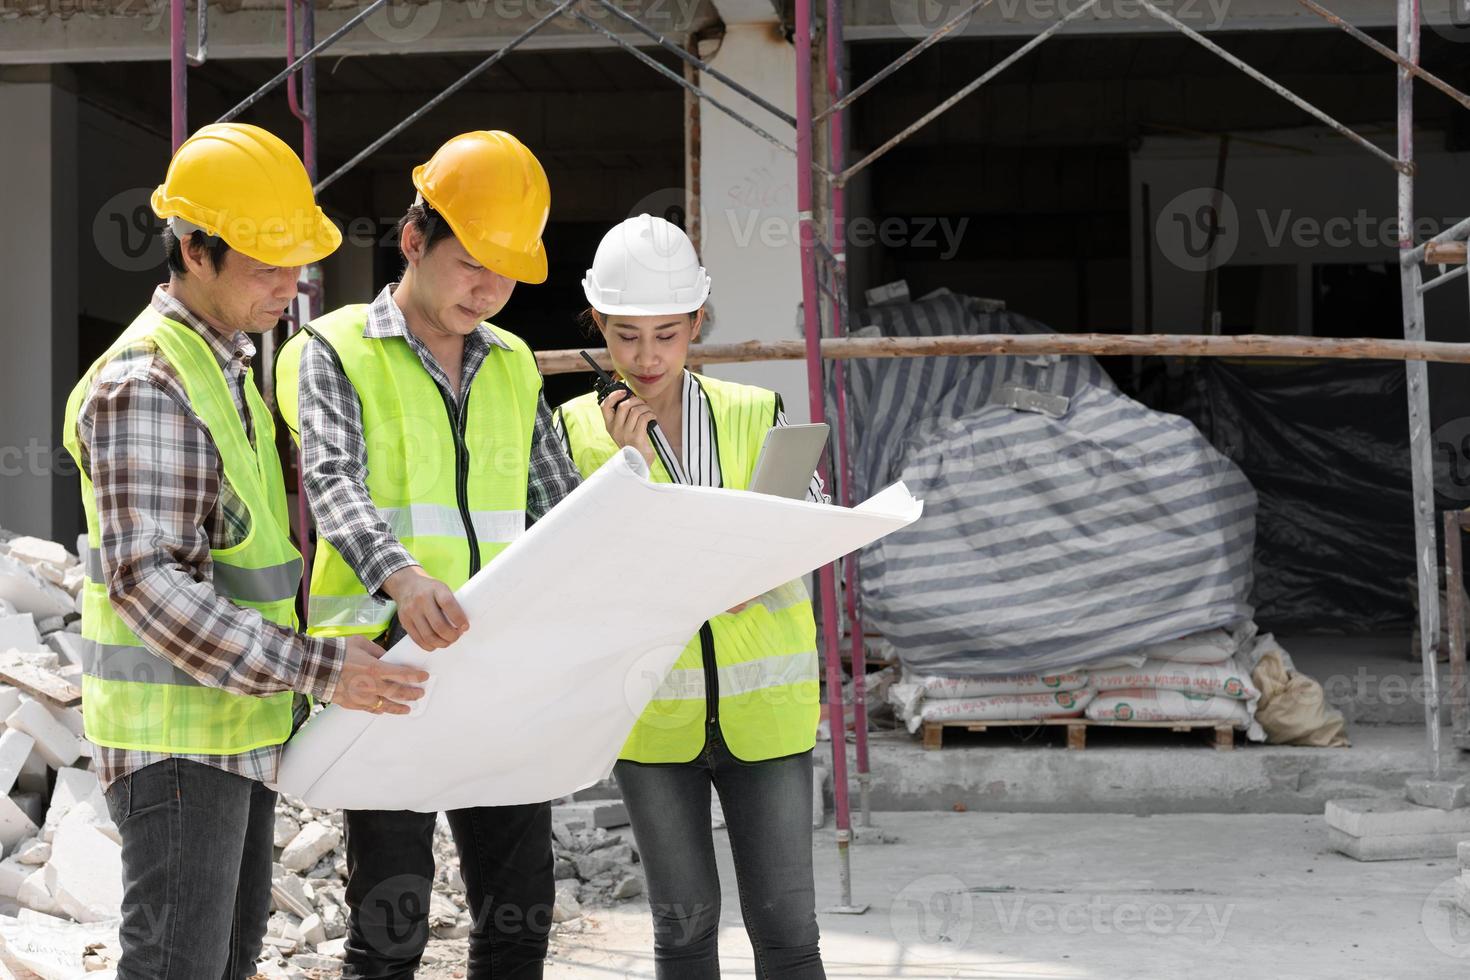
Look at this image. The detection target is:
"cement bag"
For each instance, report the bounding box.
[908,671,1090,699]
[1086,658,1260,701]
[1086,689,1250,727]
[1133,629,1236,665]
[908,687,1095,733]
[1249,635,1349,747]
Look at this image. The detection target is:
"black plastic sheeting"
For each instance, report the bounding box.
[1175,359,1414,632]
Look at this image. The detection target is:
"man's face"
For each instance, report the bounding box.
[184,244,301,335]
[410,231,517,336]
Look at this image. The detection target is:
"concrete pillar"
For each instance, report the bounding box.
[697,21,810,421]
[0,73,79,543]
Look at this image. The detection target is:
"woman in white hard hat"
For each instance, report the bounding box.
[553,214,827,978]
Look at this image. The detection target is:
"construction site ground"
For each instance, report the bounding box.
[508,811,1465,979]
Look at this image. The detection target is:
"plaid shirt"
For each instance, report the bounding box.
[297,285,581,616]
[75,287,345,791]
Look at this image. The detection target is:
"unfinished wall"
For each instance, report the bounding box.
[697,21,812,420]
[0,77,79,544]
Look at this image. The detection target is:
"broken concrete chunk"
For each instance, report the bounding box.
[0,795,39,852]
[0,615,40,652]
[552,800,629,830]
[610,873,644,900]
[319,902,346,940]
[315,936,348,958]
[552,880,582,923]
[41,768,104,845]
[299,912,327,946]
[0,554,75,619]
[5,538,73,571]
[0,856,30,899]
[45,820,123,923]
[273,812,301,849]
[1404,775,1470,811]
[11,838,48,866]
[272,873,315,919]
[16,866,62,916]
[9,792,44,829]
[280,822,340,873]
[0,730,36,798]
[6,699,81,770]
[15,746,48,797]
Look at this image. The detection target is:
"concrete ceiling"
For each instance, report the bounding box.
[0,0,725,63]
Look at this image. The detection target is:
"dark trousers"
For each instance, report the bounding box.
[104,758,277,980]
[613,733,826,979]
[341,802,553,979]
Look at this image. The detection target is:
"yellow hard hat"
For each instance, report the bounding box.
[411,131,550,284]
[150,122,342,268]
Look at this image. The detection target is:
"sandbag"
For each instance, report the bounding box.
[1086,658,1260,701]
[907,671,1090,699]
[1133,629,1237,665]
[1086,689,1251,728]
[907,687,1095,733]
[1249,635,1349,747]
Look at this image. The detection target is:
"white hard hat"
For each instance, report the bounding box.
[582,213,712,316]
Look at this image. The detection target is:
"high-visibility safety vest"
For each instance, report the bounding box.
[62,307,304,754]
[555,374,820,764]
[275,304,540,639]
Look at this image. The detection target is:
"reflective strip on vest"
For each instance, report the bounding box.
[78,638,199,686]
[377,504,525,544]
[309,592,396,630]
[652,650,819,701]
[87,548,301,604]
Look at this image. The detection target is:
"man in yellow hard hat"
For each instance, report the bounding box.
[62,122,431,980]
[275,131,579,978]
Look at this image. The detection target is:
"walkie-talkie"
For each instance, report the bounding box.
[580,350,662,440]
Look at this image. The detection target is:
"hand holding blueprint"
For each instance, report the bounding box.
[274,448,921,811]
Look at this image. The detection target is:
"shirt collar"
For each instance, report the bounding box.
[362,284,512,351]
[150,285,255,374]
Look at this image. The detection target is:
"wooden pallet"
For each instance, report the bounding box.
[920,717,1235,751]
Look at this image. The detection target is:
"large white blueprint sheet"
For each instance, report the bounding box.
[274,448,921,811]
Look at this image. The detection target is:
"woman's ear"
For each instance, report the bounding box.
[690,308,705,344]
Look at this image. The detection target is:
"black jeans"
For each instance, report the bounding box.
[341,802,554,979]
[613,733,825,979]
[104,758,277,980]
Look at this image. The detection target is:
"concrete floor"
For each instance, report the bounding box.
[531,811,1470,979]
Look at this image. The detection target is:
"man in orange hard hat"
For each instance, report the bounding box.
[276,131,579,978]
[62,123,430,979]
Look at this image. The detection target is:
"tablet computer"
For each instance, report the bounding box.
[748,423,830,500]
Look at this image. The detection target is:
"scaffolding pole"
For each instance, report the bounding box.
[796,0,865,917]
[824,0,872,830]
[1396,0,1443,779]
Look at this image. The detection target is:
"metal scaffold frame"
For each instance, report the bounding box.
[169,0,1470,912]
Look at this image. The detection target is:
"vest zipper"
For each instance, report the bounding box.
[700,621,718,729]
[435,385,481,580]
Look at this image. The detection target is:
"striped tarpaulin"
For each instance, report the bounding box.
[839,291,1258,675]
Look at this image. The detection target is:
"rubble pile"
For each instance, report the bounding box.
[0,529,646,980]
